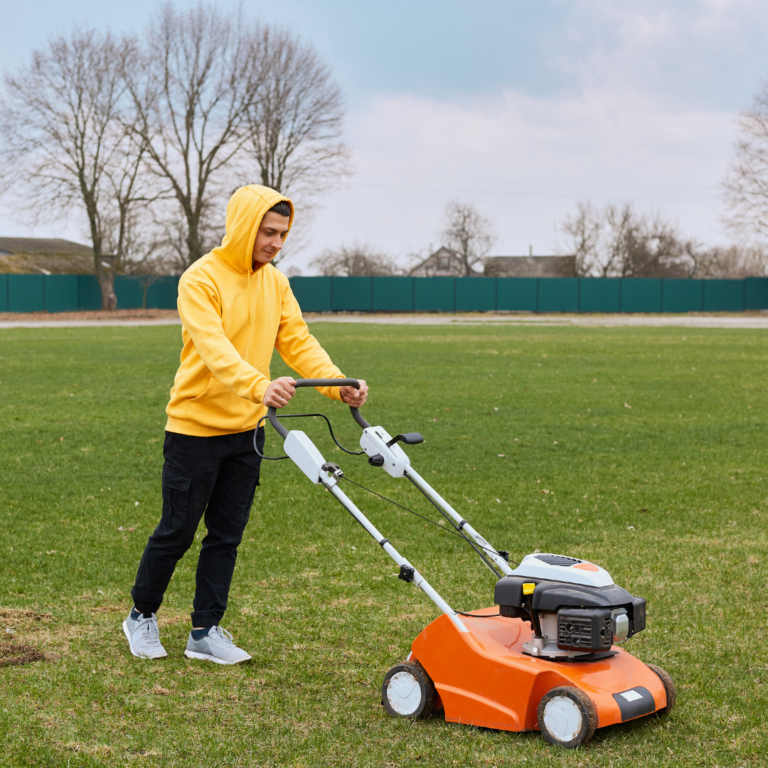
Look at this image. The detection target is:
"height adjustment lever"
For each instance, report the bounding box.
[321,462,344,479]
[398,564,415,583]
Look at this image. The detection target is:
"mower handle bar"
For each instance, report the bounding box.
[266,378,371,439]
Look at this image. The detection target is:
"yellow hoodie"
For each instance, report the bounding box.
[165,185,344,437]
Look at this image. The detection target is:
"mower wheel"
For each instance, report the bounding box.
[381,661,436,719]
[537,686,597,749]
[647,664,676,716]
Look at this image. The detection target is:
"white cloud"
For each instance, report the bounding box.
[287,0,768,272]
[557,0,768,110]
[293,84,734,272]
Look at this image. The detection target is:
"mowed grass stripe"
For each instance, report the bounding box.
[0,323,766,766]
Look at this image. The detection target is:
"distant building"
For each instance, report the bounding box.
[409,247,482,277]
[0,237,96,274]
[484,255,576,278]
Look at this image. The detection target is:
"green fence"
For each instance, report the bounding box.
[289,276,768,314]
[1,275,181,313]
[3,274,768,313]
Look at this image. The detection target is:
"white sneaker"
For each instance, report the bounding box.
[184,626,252,665]
[122,608,168,659]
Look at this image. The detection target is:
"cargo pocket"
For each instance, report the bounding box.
[161,465,192,528]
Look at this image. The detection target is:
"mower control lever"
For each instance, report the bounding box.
[386,432,424,447]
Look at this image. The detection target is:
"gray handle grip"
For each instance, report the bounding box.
[350,407,371,430]
[294,378,359,389]
[266,378,362,438]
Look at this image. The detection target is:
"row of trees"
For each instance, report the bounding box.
[0,4,350,308]
[557,80,768,280]
[314,198,768,279]
[312,200,498,277]
[560,202,768,279]
[316,79,768,280]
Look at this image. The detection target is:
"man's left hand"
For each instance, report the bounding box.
[340,379,368,408]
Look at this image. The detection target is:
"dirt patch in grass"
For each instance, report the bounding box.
[0,641,55,667]
[0,609,52,622]
[0,608,70,657]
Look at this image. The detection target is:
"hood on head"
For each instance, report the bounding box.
[212,185,294,275]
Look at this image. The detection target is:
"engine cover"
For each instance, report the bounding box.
[508,553,615,587]
[494,555,647,653]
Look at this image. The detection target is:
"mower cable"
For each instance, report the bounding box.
[405,474,518,572]
[456,611,502,618]
[338,476,511,575]
[254,412,365,460]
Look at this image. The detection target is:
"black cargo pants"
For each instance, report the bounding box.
[131,427,265,627]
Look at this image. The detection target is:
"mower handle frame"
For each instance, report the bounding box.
[266,377,368,438]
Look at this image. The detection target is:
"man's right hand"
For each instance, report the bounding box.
[263,377,297,408]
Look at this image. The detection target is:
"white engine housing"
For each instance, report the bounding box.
[510,553,614,588]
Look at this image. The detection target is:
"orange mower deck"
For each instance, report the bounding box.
[411,608,668,733]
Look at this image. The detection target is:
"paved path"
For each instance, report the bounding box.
[0,318,183,329]
[2,313,767,329]
[305,313,768,329]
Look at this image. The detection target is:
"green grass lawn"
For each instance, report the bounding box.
[0,322,766,767]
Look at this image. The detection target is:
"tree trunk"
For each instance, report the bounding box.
[186,212,203,266]
[99,272,118,310]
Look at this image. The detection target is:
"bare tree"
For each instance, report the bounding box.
[126,3,261,267]
[245,27,351,202]
[0,29,151,309]
[694,244,768,278]
[561,201,607,276]
[559,201,700,278]
[438,201,497,276]
[722,80,768,240]
[312,243,398,276]
[121,211,186,308]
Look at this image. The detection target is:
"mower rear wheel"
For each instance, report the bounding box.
[537,686,597,749]
[381,661,436,719]
[647,664,676,716]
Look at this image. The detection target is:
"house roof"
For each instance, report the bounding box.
[0,238,95,274]
[0,237,93,256]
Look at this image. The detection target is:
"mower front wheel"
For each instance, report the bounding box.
[537,686,597,749]
[382,661,436,719]
[647,664,676,716]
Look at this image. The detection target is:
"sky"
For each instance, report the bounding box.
[2,0,768,273]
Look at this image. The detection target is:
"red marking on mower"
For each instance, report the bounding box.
[573,562,600,572]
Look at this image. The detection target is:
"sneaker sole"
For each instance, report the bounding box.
[184,649,252,665]
[122,620,168,659]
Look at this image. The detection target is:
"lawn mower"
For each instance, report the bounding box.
[258,379,675,749]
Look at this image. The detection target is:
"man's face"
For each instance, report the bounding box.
[252,211,290,266]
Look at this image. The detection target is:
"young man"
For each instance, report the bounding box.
[123,185,367,664]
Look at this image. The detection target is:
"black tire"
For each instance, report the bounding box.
[381,661,436,719]
[647,664,676,716]
[537,686,597,749]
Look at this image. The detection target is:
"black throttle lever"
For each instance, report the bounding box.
[386,432,424,447]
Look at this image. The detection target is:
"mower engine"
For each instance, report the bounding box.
[494,554,646,660]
